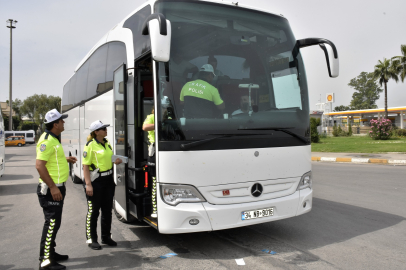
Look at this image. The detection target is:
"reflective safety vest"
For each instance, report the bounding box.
[36,130,69,184]
[82,138,114,172]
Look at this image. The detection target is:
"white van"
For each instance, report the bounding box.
[4,130,36,144]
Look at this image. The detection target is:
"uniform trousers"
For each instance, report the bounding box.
[84,174,115,242]
[37,184,66,262]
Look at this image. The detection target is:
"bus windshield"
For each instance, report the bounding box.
[155,1,310,150]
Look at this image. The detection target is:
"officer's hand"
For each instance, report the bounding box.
[66,156,78,164]
[86,185,93,197]
[114,158,122,165]
[50,186,63,201]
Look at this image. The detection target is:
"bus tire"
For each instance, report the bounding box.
[70,163,82,184]
[113,199,139,224]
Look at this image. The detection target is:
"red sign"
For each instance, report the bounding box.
[222,190,230,196]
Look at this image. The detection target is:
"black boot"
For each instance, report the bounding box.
[53,252,69,261]
[88,241,102,250]
[102,238,117,246]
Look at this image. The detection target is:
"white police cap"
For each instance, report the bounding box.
[44,109,68,123]
[89,120,110,132]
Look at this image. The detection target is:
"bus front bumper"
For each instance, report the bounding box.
[157,187,312,234]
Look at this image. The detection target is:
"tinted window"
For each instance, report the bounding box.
[26,133,34,137]
[15,133,24,136]
[62,80,71,113]
[69,74,77,107]
[5,133,13,138]
[106,42,127,91]
[87,45,108,98]
[75,60,89,105]
[123,5,151,59]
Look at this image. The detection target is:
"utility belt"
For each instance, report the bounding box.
[90,164,113,182]
[38,181,65,195]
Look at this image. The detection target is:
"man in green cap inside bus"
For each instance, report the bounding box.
[180,64,225,118]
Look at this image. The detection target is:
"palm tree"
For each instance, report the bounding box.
[392,44,406,82]
[372,58,399,119]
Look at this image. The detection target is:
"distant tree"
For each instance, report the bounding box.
[348,72,383,110]
[310,117,321,143]
[392,45,406,82]
[3,115,21,131]
[6,98,23,119]
[20,94,62,134]
[334,105,351,112]
[372,58,399,119]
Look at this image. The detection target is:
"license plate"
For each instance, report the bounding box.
[242,207,274,220]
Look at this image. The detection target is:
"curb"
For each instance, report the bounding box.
[311,156,406,165]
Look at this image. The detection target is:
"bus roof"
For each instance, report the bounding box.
[70,0,284,80]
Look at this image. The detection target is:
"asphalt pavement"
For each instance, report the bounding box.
[0,144,405,270]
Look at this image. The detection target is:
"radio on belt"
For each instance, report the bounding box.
[111,155,128,164]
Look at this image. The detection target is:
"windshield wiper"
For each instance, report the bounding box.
[238,127,309,144]
[180,133,267,150]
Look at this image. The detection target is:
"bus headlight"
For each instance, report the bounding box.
[297,171,312,190]
[161,184,206,206]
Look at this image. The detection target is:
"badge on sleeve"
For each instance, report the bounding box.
[83,151,87,158]
[40,144,46,152]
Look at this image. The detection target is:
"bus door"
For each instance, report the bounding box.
[113,64,130,220]
[125,55,157,227]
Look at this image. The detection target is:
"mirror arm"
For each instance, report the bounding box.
[296,38,338,58]
[142,13,167,36]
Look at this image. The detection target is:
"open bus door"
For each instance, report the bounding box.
[112,64,130,220]
[126,55,157,228]
[113,56,158,228]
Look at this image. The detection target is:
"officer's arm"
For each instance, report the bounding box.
[83,165,93,196]
[35,159,63,201]
[142,123,155,131]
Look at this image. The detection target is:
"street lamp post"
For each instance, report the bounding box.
[6,19,17,131]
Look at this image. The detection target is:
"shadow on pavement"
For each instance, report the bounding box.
[123,197,405,264]
[65,248,143,269]
[0,183,38,196]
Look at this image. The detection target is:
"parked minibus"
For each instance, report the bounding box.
[4,130,35,144]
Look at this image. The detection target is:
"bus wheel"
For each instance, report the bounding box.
[17,143,22,147]
[113,198,139,224]
[70,163,83,184]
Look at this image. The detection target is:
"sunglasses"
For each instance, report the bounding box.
[96,127,107,131]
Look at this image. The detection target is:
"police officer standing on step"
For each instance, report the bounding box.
[36,109,77,270]
[82,120,122,250]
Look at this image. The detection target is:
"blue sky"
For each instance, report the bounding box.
[1,0,405,110]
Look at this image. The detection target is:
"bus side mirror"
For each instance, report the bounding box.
[142,13,172,62]
[296,38,339,78]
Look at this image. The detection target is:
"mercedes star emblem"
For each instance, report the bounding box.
[251,183,263,197]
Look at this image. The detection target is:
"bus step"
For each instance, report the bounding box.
[143,216,158,230]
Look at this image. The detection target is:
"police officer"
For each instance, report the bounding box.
[36,109,77,270]
[82,120,122,250]
[180,64,225,118]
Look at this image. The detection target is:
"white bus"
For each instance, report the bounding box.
[61,0,339,233]
[0,110,5,177]
[4,130,36,144]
